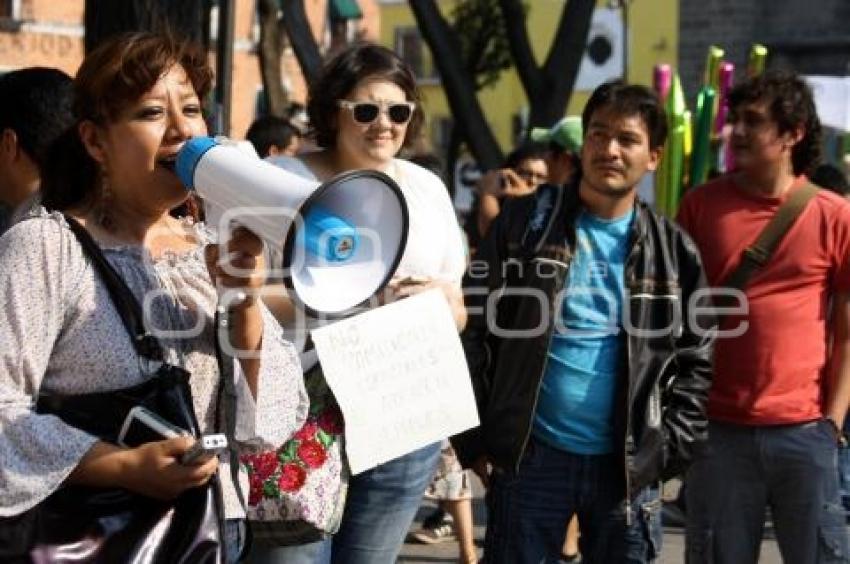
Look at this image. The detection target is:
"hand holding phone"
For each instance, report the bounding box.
[180,434,229,465]
[117,406,188,448]
[117,436,220,500]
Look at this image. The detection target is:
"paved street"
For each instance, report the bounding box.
[399,479,784,563]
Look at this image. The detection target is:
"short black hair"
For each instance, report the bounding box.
[582,80,668,150]
[728,70,822,176]
[0,67,74,171]
[307,42,423,149]
[245,115,300,158]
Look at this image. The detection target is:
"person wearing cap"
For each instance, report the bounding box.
[530,115,584,186]
[471,117,583,249]
[471,143,550,250]
[452,81,714,562]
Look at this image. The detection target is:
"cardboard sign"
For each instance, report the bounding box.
[311,289,479,474]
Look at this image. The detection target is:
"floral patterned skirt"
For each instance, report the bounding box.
[242,365,348,546]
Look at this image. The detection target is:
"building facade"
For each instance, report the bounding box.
[377,0,678,157]
[678,0,850,101]
[0,0,380,137]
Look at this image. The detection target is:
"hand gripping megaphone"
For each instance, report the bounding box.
[174,137,409,315]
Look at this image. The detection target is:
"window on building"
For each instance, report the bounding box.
[0,0,21,19]
[394,27,439,83]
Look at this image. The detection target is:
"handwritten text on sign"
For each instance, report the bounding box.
[311,289,479,475]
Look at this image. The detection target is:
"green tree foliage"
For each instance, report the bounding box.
[449,0,516,91]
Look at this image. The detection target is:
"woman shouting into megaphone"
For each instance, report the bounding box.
[0,33,308,563]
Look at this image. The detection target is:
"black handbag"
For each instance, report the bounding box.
[0,217,224,563]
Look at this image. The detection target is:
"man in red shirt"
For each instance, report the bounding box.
[677,71,850,563]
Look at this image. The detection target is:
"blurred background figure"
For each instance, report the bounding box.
[0,67,74,234]
[465,143,548,253]
[530,115,583,186]
[465,116,583,255]
[246,115,303,158]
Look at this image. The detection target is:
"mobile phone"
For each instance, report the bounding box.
[117,406,187,448]
[180,434,229,465]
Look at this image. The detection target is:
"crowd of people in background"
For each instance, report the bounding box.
[2,30,850,564]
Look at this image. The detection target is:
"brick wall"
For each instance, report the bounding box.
[28,0,83,24]
[678,0,850,103]
[0,0,380,138]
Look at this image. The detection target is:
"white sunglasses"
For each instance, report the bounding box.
[337,100,416,125]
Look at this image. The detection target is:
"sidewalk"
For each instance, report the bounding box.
[399,478,783,563]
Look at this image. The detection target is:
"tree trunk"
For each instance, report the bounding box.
[257,0,289,117]
[445,124,464,201]
[84,0,205,53]
[280,0,324,88]
[532,0,595,127]
[502,0,594,129]
[409,0,502,171]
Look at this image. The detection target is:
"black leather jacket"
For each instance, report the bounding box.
[452,182,715,498]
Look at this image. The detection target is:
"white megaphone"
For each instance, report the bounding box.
[174,136,409,315]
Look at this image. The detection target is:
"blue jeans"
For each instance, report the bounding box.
[686,420,849,563]
[248,441,440,564]
[248,535,331,564]
[840,418,850,514]
[224,519,247,564]
[483,439,662,564]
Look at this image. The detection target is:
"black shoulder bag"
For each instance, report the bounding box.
[0,217,224,563]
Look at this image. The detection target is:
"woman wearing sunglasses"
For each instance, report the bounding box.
[255,43,467,564]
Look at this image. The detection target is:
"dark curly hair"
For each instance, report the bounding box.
[41,32,213,211]
[728,70,822,176]
[306,42,423,150]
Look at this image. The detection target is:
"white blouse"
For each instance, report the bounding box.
[0,209,309,518]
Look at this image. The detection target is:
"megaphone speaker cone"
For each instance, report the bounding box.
[173,137,409,315]
[283,168,409,317]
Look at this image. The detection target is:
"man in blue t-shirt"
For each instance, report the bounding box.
[454,82,715,563]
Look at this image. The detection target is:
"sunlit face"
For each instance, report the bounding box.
[514,157,549,189]
[82,64,207,213]
[580,107,660,197]
[335,77,411,168]
[728,101,800,174]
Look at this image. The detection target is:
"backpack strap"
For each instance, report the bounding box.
[64,216,165,362]
[721,182,818,291]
